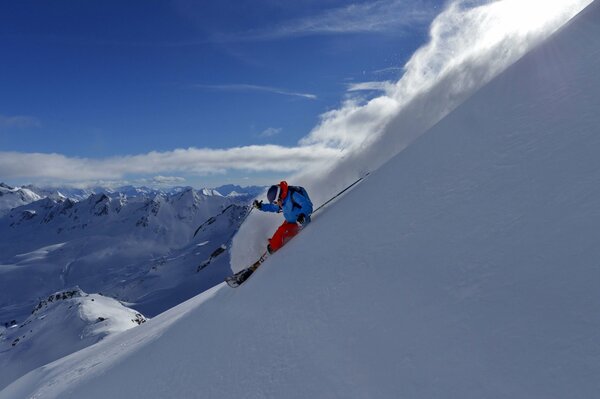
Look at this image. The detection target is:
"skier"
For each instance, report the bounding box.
[253,181,313,254]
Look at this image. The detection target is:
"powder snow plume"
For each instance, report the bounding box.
[230,0,591,271]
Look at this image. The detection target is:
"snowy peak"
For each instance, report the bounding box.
[214,184,265,199]
[29,288,84,315]
[87,193,111,216]
[0,287,146,390]
[1,186,241,237]
[0,183,262,218]
[201,188,223,197]
[0,182,42,216]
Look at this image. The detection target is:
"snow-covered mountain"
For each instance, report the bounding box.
[0,183,42,216]
[0,187,250,326]
[2,1,598,397]
[0,183,156,214]
[0,186,252,388]
[0,183,259,217]
[0,287,145,390]
[214,184,265,198]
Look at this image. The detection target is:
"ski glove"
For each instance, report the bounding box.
[297,213,305,225]
[253,200,263,210]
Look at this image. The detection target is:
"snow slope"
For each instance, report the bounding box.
[0,288,145,390]
[3,1,600,398]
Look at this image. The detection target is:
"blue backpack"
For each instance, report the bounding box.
[287,186,312,211]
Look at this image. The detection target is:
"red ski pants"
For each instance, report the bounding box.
[268,221,300,253]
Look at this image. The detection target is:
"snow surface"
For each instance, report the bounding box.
[2,1,600,398]
[0,288,145,390]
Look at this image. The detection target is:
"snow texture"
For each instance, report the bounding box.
[2,1,600,398]
[0,288,145,390]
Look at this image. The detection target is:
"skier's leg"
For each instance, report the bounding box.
[268,221,299,253]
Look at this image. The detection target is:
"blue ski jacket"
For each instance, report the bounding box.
[261,184,313,224]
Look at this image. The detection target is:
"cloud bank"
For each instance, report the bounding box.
[0,145,341,181]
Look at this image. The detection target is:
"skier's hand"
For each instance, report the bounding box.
[253,200,263,210]
[297,213,305,225]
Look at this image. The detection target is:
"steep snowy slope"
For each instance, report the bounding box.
[3,1,600,398]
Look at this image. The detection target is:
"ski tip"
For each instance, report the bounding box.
[225,277,240,288]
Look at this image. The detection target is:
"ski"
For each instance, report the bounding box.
[225,251,267,288]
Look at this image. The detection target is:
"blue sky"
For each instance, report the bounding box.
[0,0,443,188]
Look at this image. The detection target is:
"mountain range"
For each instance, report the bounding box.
[0,185,257,387]
[0,182,264,215]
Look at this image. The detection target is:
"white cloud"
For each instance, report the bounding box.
[0,145,341,182]
[193,84,317,100]
[301,0,593,154]
[347,81,395,93]
[372,66,404,75]
[258,127,282,138]
[0,114,41,129]
[232,0,436,41]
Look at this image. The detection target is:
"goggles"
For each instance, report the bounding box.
[267,185,281,204]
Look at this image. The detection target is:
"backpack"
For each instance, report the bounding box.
[287,186,312,211]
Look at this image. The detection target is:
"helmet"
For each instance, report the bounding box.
[267,185,281,204]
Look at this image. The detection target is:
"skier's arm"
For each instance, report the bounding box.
[260,203,281,213]
[254,200,279,213]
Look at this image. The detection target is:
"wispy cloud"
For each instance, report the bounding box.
[258,127,282,138]
[347,81,395,93]
[0,114,41,129]
[151,175,186,185]
[372,66,404,75]
[223,0,435,41]
[0,145,341,182]
[193,84,317,100]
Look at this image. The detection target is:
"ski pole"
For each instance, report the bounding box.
[313,172,370,214]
